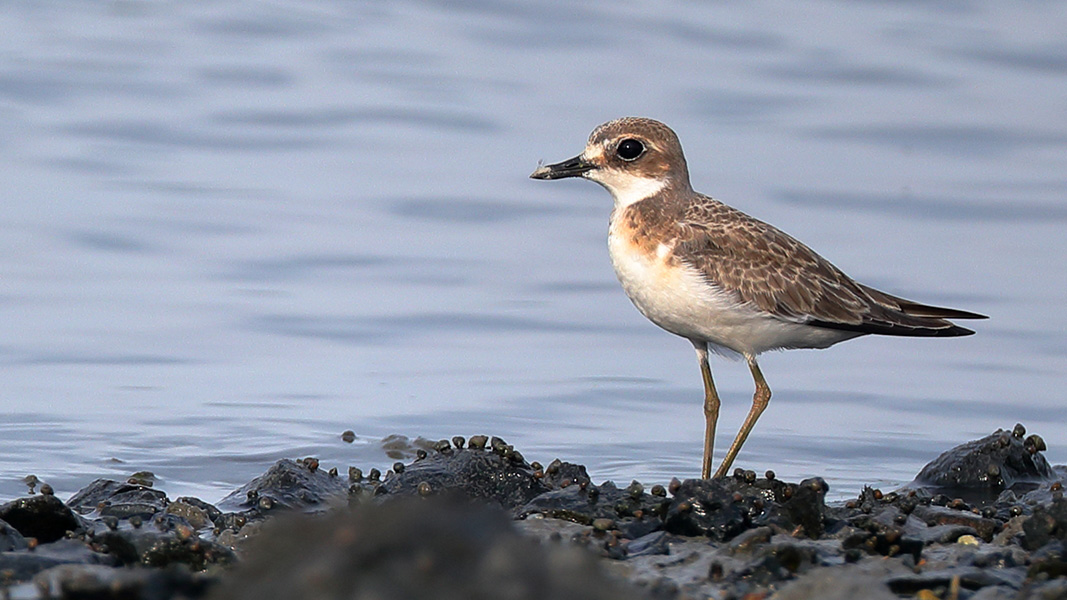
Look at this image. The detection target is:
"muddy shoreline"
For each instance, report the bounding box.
[2,425,1065,599]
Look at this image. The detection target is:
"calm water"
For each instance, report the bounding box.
[1,1,1064,502]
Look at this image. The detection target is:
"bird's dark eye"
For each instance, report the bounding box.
[616,138,645,161]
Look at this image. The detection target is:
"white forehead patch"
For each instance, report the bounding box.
[582,143,606,164]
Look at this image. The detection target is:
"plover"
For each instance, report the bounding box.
[530,117,986,479]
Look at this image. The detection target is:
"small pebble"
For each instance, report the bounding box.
[957,535,980,546]
[592,518,614,532]
[709,562,724,581]
[626,481,644,498]
[1026,434,1047,453]
[468,435,488,449]
[393,462,405,474]
[341,430,356,443]
[651,484,666,497]
[451,436,466,449]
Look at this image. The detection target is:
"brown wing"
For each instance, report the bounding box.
[673,196,984,337]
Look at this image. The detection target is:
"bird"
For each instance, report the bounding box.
[530,117,986,479]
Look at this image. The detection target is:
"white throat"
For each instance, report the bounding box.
[587,170,668,208]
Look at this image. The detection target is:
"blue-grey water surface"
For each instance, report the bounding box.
[1,1,1065,502]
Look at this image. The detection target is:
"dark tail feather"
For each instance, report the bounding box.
[895,299,987,320]
[856,283,988,321]
[810,318,976,337]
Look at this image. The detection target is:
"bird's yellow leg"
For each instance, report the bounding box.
[714,355,771,478]
[693,342,720,480]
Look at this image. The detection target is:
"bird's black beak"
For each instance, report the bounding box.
[529,155,595,180]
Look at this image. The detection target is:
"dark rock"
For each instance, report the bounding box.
[968,586,1019,600]
[663,476,825,541]
[174,497,222,524]
[774,567,898,600]
[379,446,550,511]
[1022,497,1067,551]
[839,522,924,561]
[542,459,591,489]
[1023,579,1067,600]
[783,477,828,538]
[216,458,348,513]
[0,517,28,551]
[165,500,212,530]
[664,479,752,540]
[67,479,170,519]
[1027,541,1067,579]
[624,531,671,557]
[913,426,1054,493]
[206,498,644,600]
[886,567,1025,594]
[0,538,114,582]
[914,523,979,545]
[519,480,666,532]
[519,486,607,524]
[730,540,820,585]
[91,512,236,570]
[0,494,83,543]
[911,504,1000,541]
[141,534,236,571]
[727,526,773,555]
[4,428,1066,600]
[34,563,217,600]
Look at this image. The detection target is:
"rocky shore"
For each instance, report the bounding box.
[2,425,1065,599]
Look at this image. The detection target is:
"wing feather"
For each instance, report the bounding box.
[671,195,985,337]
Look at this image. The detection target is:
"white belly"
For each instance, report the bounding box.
[606,225,857,356]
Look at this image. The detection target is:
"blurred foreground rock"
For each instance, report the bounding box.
[0,424,1065,599]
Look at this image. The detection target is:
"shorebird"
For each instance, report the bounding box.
[530,117,986,479]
